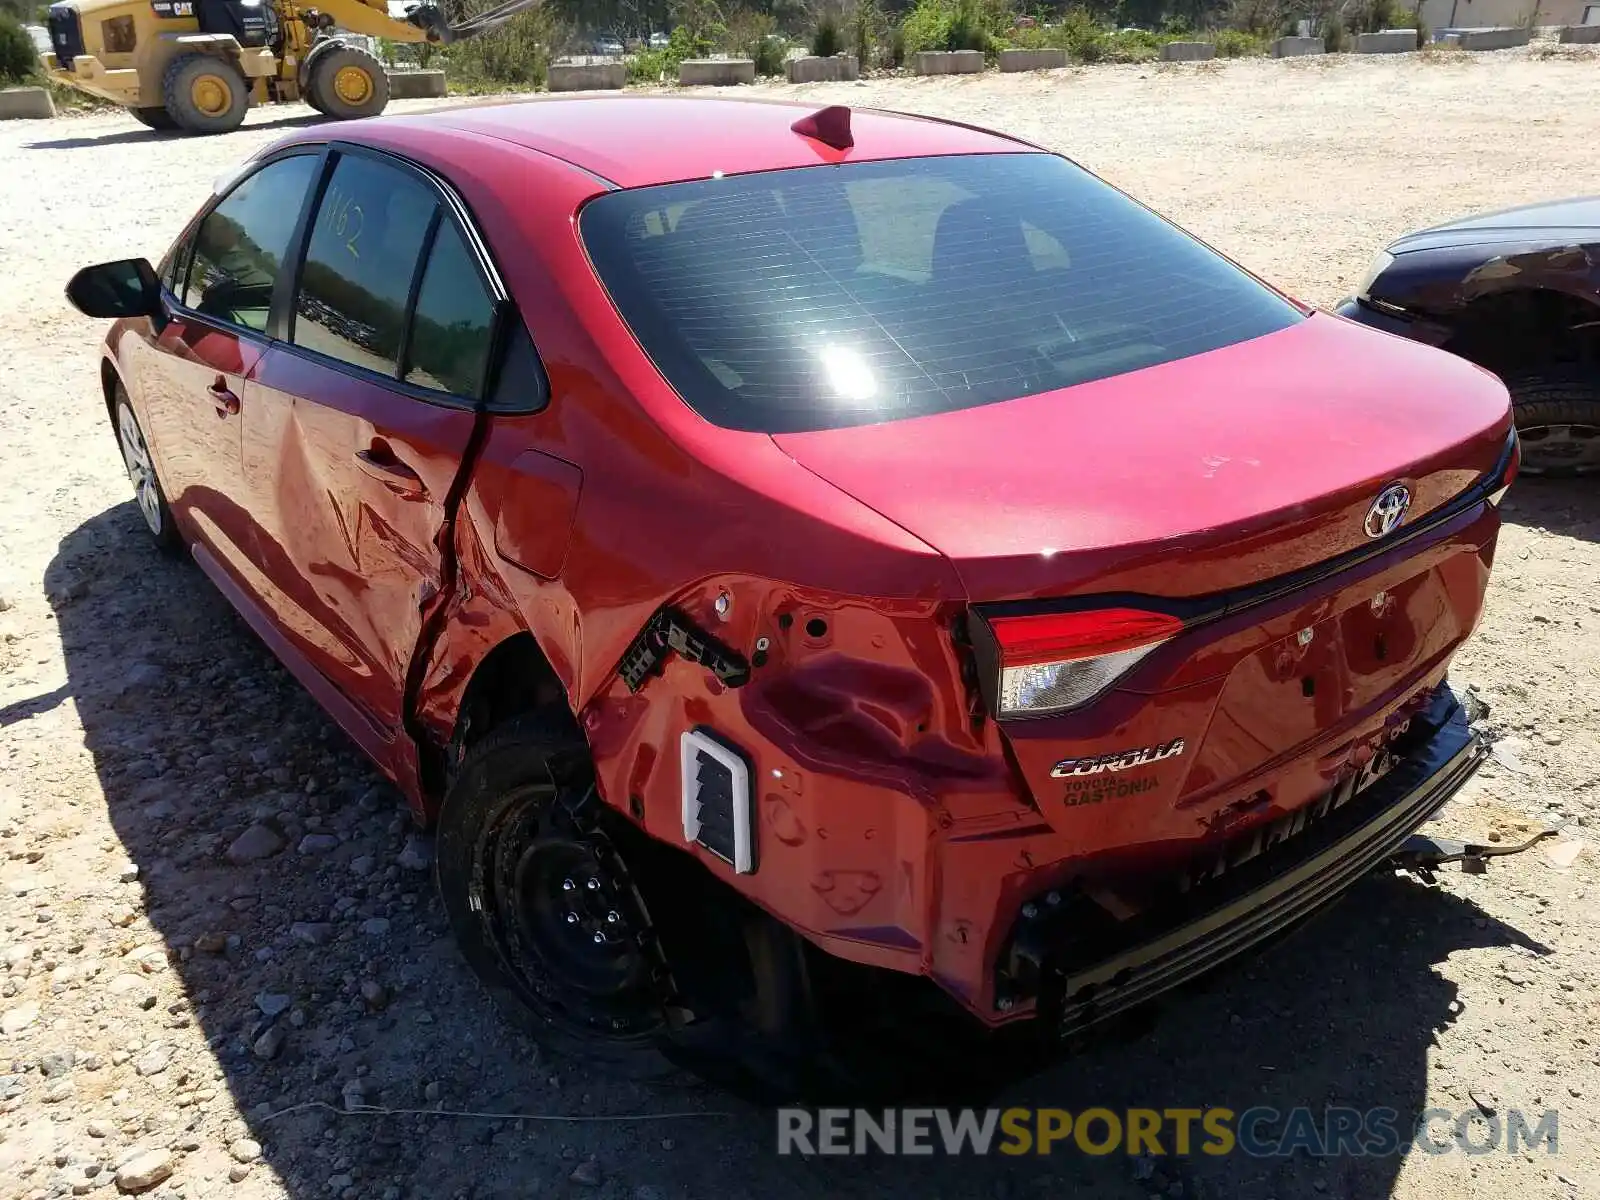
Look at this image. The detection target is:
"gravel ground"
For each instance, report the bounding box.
[4,47,1600,1200]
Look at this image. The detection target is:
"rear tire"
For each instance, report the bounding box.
[304,45,389,121]
[130,106,178,131]
[162,53,249,135]
[1505,370,1600,478]
[434,717,677,1078]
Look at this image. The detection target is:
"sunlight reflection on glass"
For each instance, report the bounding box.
[819,345,877,403]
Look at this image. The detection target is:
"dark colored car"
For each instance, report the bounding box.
[1337,197,1600,476]
[66,96,1516,1096]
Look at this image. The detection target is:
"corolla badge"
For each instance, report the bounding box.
[1364,483,1411,539]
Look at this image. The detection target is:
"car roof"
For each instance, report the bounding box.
[348,95,1039,190]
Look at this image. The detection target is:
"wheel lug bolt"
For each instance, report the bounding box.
[565,912,579,924]
[592,932,605,945]
[606,911,620,924]
[585,878,601,891]
[561,879,575,892]
[1021,903,1038,919]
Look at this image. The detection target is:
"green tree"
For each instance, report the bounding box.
[0,13,36,86]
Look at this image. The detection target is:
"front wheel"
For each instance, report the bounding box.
[1505,371,1600,477]
[114,391,182,557]
[434,718,676,1076]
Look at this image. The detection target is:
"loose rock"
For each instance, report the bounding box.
[225,823,285,864]
[255,991,292,1017]
[397,835,433,872]
[133,1047,170,1076]
[252,1025,286,1061]
[290,921,334,946]
[114,1149,173,1193]
[1,1001,39,1034]
[39,1049,75,1076]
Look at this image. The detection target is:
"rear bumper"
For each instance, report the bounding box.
[1027,684,1482,1036]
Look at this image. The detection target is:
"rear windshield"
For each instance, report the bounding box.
[579,153,1301,434]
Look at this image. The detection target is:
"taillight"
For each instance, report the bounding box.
[987,608,1183,718]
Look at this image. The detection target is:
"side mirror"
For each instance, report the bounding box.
[65,258,163,320]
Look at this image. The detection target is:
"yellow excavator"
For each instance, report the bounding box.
[40,0,538,133]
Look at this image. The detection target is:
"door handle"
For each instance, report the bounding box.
[355,447,427,499]
[207,378,240,417]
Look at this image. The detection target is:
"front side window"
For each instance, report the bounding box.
[291,153,437,375]
[580,153,1302,433]
[182,153,320,332]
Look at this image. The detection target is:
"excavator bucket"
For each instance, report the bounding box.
[402,3,453,42]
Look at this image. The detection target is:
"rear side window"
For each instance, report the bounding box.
[291,154,437,375]
[182,153,319,332]
[580,153,1302,433]
[404,219,496,397]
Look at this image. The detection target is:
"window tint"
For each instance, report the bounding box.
[404,219,495,397]
[579,154,1302,433]
[292,154,437,375]
[182,154,319,332]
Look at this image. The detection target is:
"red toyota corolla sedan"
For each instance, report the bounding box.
[67,96,1517,1097]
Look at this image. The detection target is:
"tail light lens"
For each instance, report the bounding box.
[987,608,1183,717]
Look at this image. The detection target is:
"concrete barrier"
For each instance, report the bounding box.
[1456,26,1531,49]
[679,58,755,85]
[548,62,627,91]
[0,87,55,119]
[386,71,446,99]
[998,47,1068,71]
[1354,29,1418,52]
[913,49,985,75]
[1271,35,1325,56]
[1160,41,1216,60]
[1559,24,1600,42]
[785,54,859,82]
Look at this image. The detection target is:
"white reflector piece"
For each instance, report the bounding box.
[680,729,754,874]
[999,642,1167,717]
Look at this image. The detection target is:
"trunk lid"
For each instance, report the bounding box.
[774,313,1511,852]
[772,313,1509,603]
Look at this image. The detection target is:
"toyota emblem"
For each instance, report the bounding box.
[1364,484,1411,539]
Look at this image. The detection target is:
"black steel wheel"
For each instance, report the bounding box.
[435,717,676,1075]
